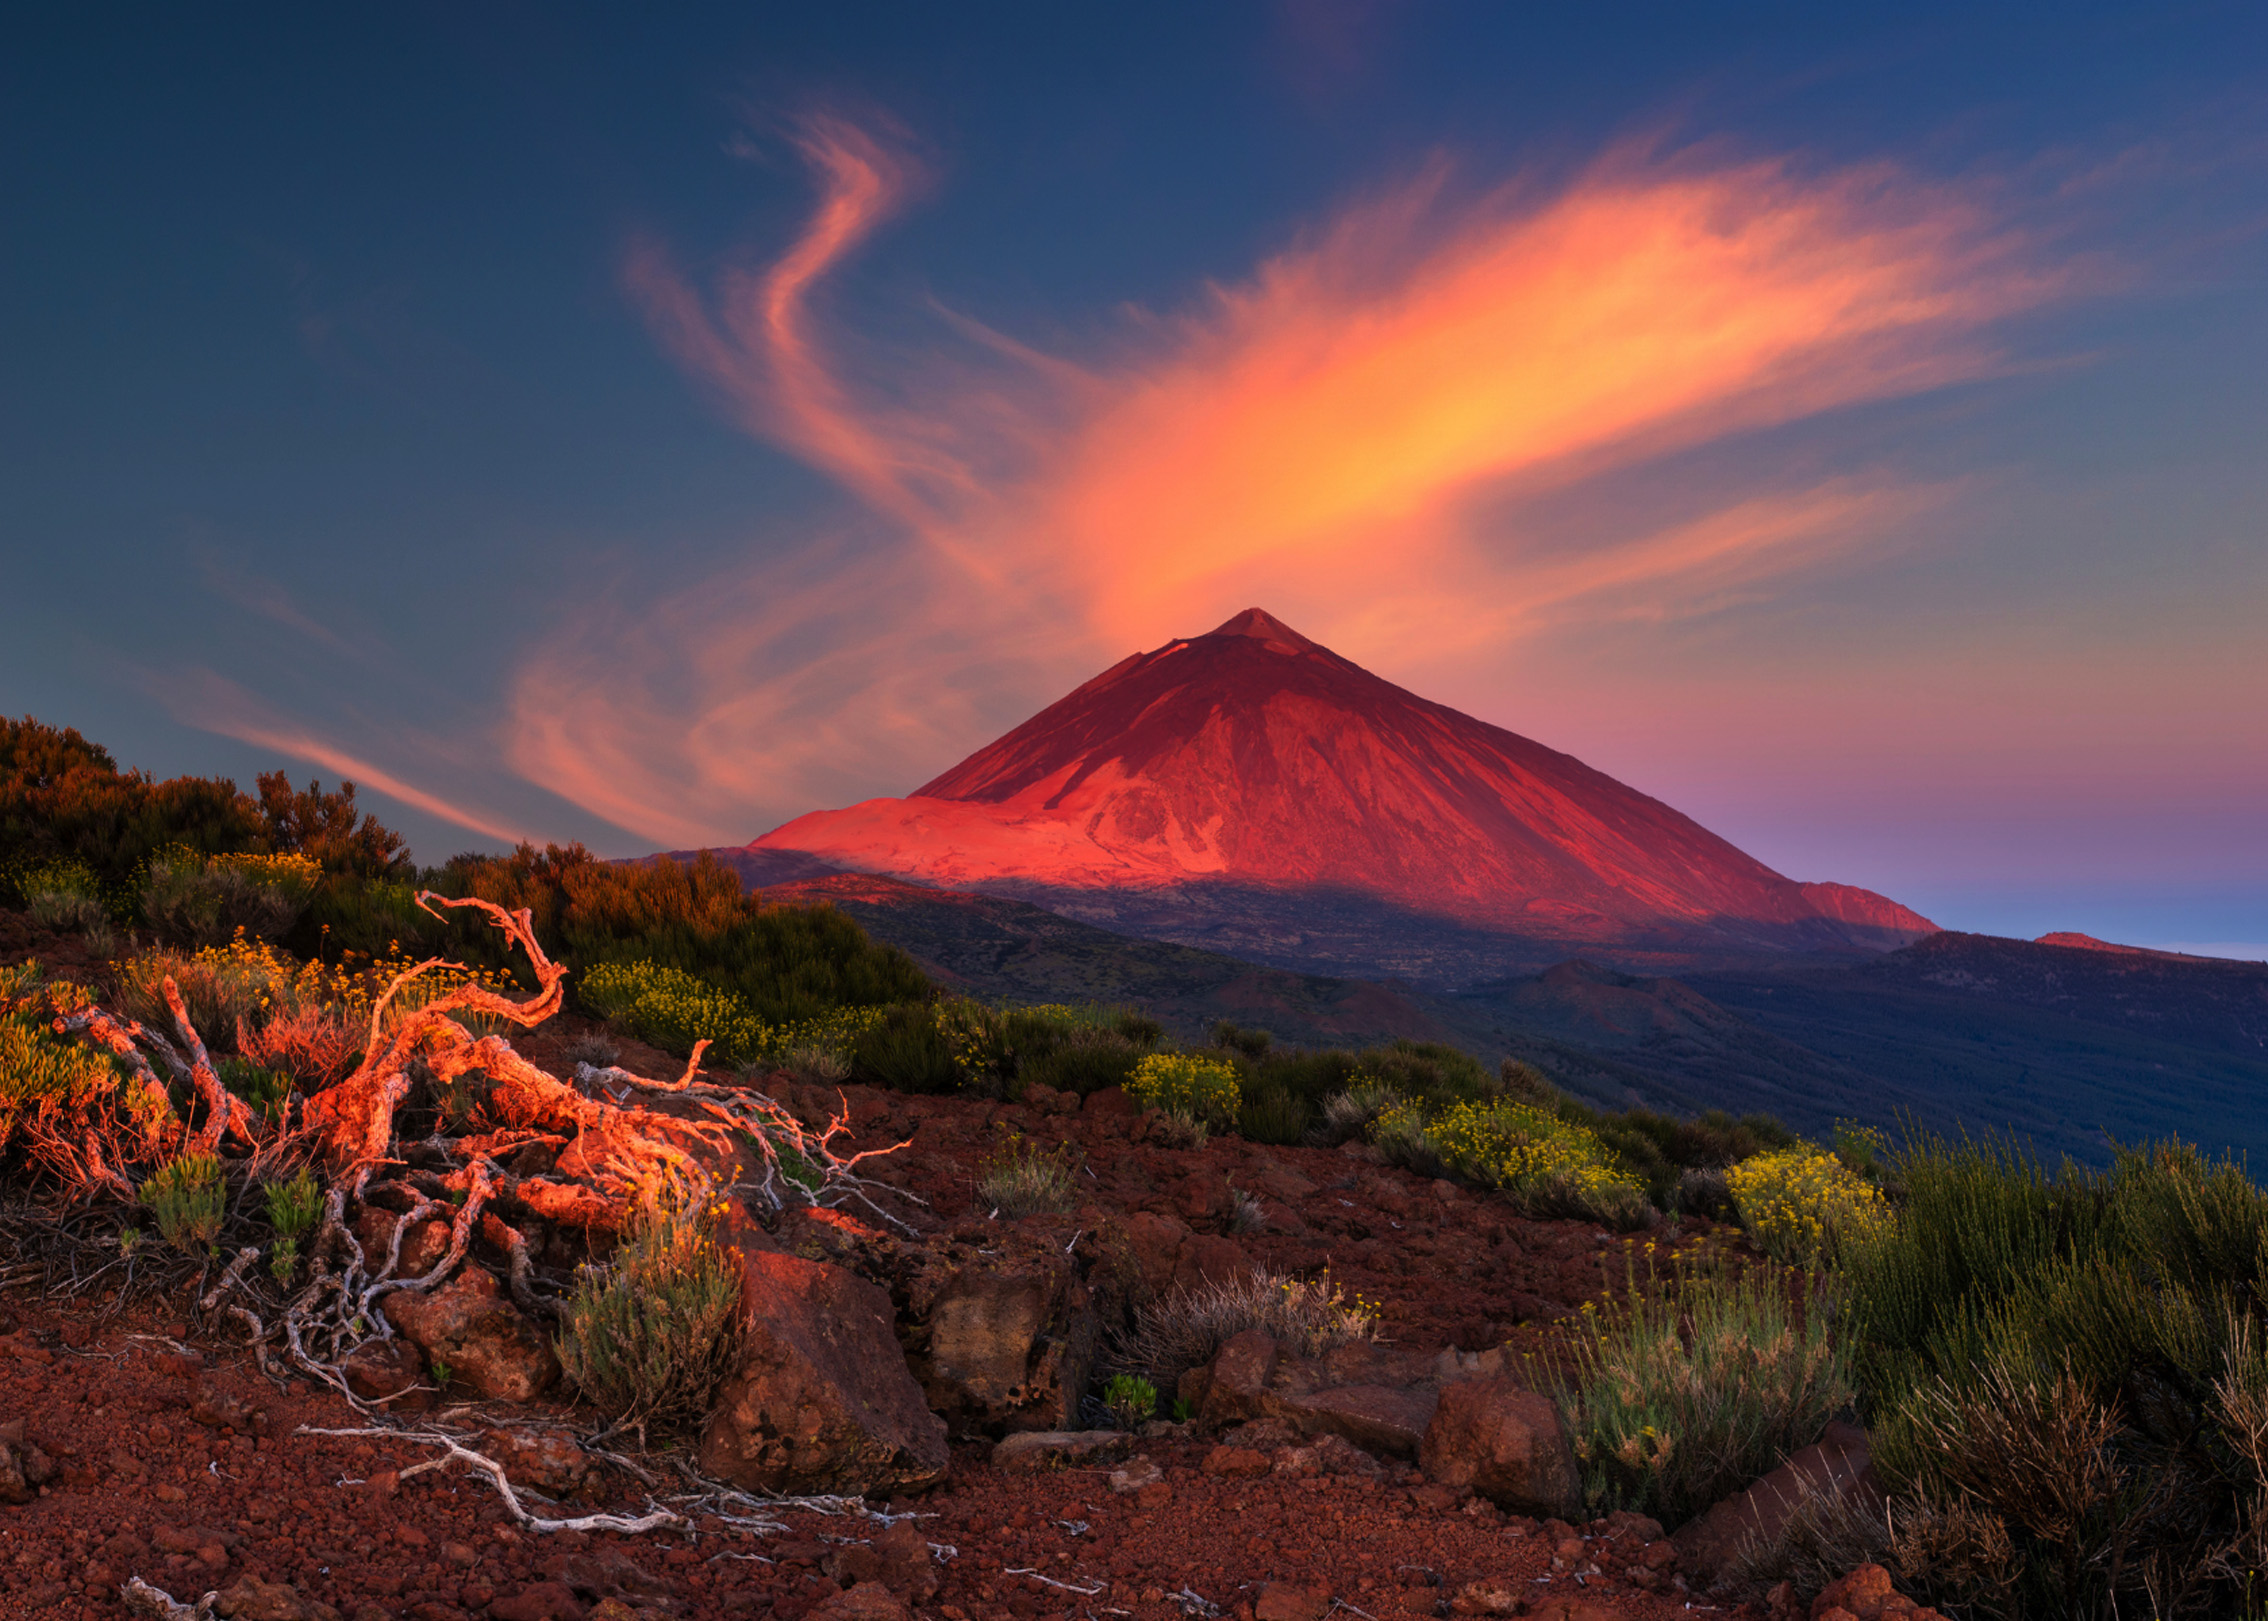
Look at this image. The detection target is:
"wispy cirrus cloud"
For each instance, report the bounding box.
[155,666,530,846]
[510,118,2072,847]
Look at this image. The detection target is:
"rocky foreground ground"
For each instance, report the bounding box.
[0,1029,1891,1621]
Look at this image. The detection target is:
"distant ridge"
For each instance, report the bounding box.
[2035,932,2217,962]
[746,609,1935,981]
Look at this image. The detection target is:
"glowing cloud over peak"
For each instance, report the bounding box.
[513,122,2071,845]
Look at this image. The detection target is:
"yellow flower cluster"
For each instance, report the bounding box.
[209,851,323,890]
[1426,1099,1650,1222]
[1724,1144,1892,1272]
[1126,1052,1241,1126]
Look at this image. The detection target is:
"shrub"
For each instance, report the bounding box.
[1127,1053,1241,1127]
[1319,1078,1403,1144]
[118,945,273,1044]
[976,1132,1077,1219]
[441,844,931,1024]
[1210,1021,1273,1059]
[1017,1024,1145,1098]
[847,1001,962,1093]
[22,859,108,933]
[1236,1086,1308,1145]
[144,849,320,946]
[1374,1098,1653,1228]
[0,985,128,1156]
[264,1167,323,1238]
[1104,1373,1158,1429]
[1116,1268,1379,1387]
[582,959,769,1064]
[235,1000,361,1089]
[1841,1134,2268,1619]
[140,1150,226,1251]
[1727,1145,1893,1272]
[1556,1264,1852,1523]
[557,1194,746,1434]
[1226,1186,1265,1234]
[1,717,269,896]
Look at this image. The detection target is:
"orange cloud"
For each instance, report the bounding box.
[512,126,2066,845]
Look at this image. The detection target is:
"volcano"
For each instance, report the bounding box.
[744,609,1934,980]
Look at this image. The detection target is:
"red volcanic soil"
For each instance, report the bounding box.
[753,609,1933,956]
[0,1066,1757,1621]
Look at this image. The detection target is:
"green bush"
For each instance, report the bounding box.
[263,1167,323,1238]
[557,1196,746,1433]
[1104,1373,1158,1429]
[139,1150,226,1251]
[221,1057,294,1124]
[847,1001,963,1093]
[580,959,891,1071]
[1127,1052,1241,1127]
[143,849,320,947]
[440,845,931,1025]
[1558,1264,1852,1522]
[1237,1085,1308,1145]
[1842,1135,2268,1619]
[1726,1144,1893,1272]
[0,981,128,1156]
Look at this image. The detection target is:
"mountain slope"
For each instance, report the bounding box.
[750,609,1932,979]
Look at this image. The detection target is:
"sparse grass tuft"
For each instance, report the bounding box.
[976,1131,1078,1219]
[1116,1268,1380,1387]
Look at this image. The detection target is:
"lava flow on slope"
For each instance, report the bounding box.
[748,609,1933,975]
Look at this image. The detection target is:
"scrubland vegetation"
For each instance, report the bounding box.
[9,713,2268,1617]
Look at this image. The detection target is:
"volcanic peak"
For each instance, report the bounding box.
[752,609,1935,963]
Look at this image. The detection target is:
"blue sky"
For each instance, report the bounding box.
[3,4,2264,955]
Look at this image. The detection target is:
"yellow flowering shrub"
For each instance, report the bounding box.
[1126,1052,1242,1127]
[1427,1099,1653,1228]
[1726,1144,1892,1271]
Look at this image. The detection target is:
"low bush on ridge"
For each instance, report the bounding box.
[1373,1095,1654,1229]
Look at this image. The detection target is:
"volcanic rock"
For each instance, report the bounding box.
[380,1267,560,1402]
[899,1229,1098,1435]
[1420,1377,1582,1517]
[698,1243,948,1496]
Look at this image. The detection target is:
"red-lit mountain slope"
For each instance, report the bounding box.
[748,609,1934,972]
